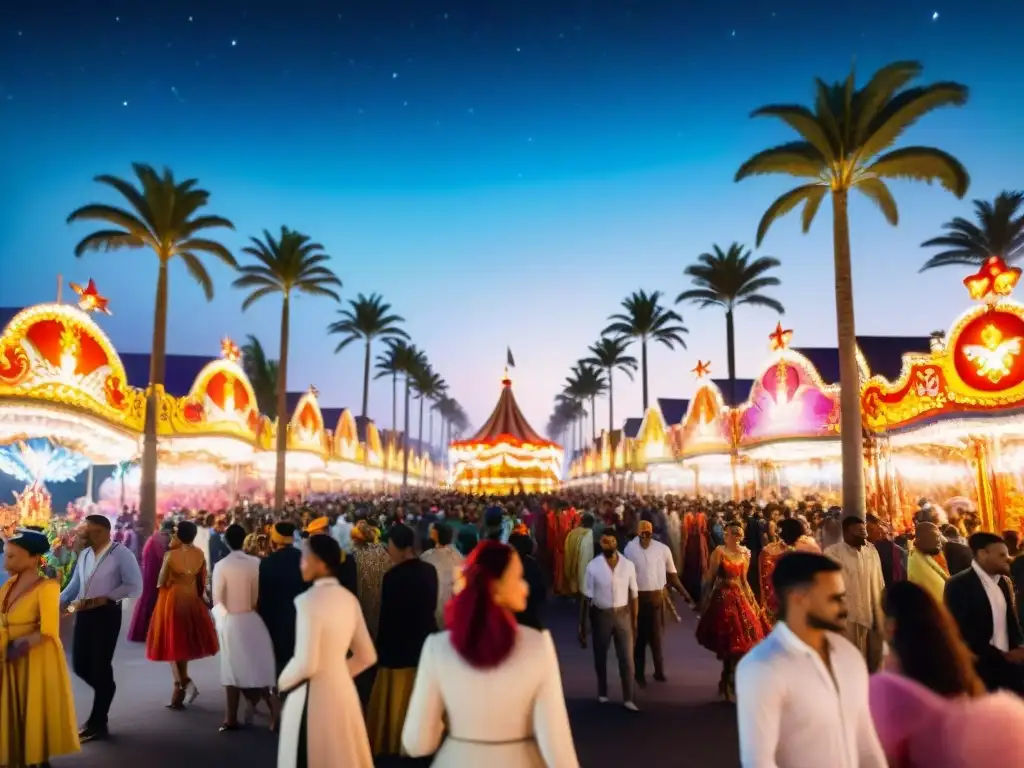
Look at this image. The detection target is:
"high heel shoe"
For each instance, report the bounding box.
[184,679,200,704]
[167,682,185,710]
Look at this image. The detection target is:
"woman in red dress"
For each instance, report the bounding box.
[696,521,770,702]
[146,520,219,709]
[758,518,821,623]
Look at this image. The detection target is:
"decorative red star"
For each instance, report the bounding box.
[769,321,793,351]
[220,337,241,363]
[69,279,112,315]
[691,360,711,379]
[964,256,1021,302]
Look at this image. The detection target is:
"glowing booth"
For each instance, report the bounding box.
[679,364,741,499]
[861,257,1024,533]
[735,324,843,502]
[634,404,689,491]
[449,369,562,493]
[255,386,329,491]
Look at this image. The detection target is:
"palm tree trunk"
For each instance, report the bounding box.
[391,373,397,430]
[418,395,425,454]
[401,378,411,492]
[361,339,371,418]
[590,396,597,442]
[641,338,650,411]
[607,370,615,477]
[832,190,866,518]
[274,295,291,511]
[428,406,434,449]
[726,308,737,407]
[139,260,169,540]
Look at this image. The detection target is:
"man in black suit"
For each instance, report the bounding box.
[944,531,1024,693]
[257,522,309,677]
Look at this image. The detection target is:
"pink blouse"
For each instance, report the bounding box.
[869,671,1024,767]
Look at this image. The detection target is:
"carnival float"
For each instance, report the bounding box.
[448,369,563,493]
[0,280,442,527]
[678,362,743,499]
[862,256,1024,533]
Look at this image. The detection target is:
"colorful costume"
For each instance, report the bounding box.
[146,546,218,662]
[696,552,769,660]
[0,577,80,765]
[128,530,169,642]
[681,512,709,601]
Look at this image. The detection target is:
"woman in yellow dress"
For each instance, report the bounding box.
[1,529,80,767]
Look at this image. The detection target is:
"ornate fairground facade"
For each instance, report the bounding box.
[0,281,442,525]
[448,369,563,494]
[569,261,1024,534]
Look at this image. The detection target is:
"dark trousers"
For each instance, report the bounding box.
[634,591,665,679]
[72,602,122,730]
[591,606,634,702]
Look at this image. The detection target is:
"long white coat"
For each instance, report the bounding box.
[401,627,580,767]
[277,578,377,768]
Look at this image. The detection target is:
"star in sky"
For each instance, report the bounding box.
[932,11,940,20]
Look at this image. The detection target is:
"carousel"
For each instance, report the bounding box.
[734,323,844,502]
[0,279,441,524]
[862,256,1024,533]
[448,368,563,493]
[678,361,742,499]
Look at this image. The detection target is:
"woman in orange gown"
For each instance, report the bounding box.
[758,518,820,623]
[146,520,219,709]
[696,521,770,702]
[680,509,709,601]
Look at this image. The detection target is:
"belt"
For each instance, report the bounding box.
[448,736,533,746]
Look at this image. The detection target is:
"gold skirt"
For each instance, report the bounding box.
[366,666,417,756]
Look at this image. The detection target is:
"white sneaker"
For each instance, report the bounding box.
[597,696,609,704]
[624,701,639,712]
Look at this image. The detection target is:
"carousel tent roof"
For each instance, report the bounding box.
[623,417,643,438]
[459,376,553,446]
[657,398,689,426]
[711,378,754,407]
[794,335,932,384]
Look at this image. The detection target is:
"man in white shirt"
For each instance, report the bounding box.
[736,552,886,768]
[824,516,885,671]
[623,520,694,686]
[581,532,639,711]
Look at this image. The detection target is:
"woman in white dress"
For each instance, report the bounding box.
[401,540,580,768]
[212,524,278,731]
[277,535,376,768]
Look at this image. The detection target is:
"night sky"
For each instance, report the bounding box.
[3,1,1023,435]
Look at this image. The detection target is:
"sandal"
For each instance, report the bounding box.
[219,722,240,733]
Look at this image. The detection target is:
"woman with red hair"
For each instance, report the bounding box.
[401,540,579,767]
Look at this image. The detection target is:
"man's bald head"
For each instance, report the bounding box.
[914,521,942,556]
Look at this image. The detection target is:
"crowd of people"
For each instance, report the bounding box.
[4,490,1024,766]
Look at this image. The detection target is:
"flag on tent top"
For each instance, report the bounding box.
[506,347,516,367]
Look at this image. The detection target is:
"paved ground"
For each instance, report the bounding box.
[54,597,740,767]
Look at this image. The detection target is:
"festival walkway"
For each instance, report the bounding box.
[57,598,740,767]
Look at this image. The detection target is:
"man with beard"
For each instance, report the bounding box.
[581,531,639,711]
[736,553,886,768]
[945,531,1024,694]
[825,516,885,671]
[865,514,907,588]
[908,521,949,604]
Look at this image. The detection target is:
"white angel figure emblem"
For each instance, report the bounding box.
[962,324,1022,384]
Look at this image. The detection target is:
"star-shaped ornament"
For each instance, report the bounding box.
[692,360,711,379]
[69,279,112,315]
[769,322,793,351]
[220,337,241,363]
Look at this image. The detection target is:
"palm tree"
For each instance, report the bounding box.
[603,289,688,412]
[385,340,427,490]
[676,243,784,406]
[736,60,969,517]
[564,364,607,443]
[234,227,342,510]
[374,340,404,432]
[328,292,409,419]
[920,191,1024,271]
[411,364,447,455]
[584,336,638,435]
[67,163,235,536]
[241,335,279,419]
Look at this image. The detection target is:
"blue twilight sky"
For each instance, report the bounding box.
[2,1,1023,437]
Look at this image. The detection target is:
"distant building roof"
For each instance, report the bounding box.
[794,336,932,384]
[711,378,754,407]
[622,417,643,439]
[657,398,688,426]
[120,352,212,397]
